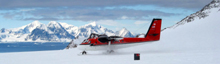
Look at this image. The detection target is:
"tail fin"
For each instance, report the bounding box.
[145,18,162,41]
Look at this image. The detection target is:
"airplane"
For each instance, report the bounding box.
[78,18,162,54]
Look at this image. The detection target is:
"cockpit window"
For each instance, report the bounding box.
[82,39,89,43]
[86,33,110,43]
[88,33,99,39]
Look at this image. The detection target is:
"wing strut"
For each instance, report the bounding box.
[107,41,114,53]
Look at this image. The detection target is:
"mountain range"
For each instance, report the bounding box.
[0,21,135,42]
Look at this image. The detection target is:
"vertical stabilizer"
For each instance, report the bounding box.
[145,19,162,41]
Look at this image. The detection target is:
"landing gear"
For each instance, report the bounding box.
[107,41,114,53]
[77,51,87,56]
[82,51,87,55]
[107,50,114,53]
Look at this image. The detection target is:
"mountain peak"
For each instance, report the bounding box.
[121,27,128,31]
[31,20,41,24]
[82,21,98,27]
[49,21,58,24]
[59,22,74,27]
[48,21,62,28]
[21,20,44,32]
[28,20,42,27]
[115,27,135,37]
[59,22,75,29]
[118,28,129,34]
[88,22,97,26]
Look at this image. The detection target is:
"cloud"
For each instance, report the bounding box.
[0,12,22,19]
[0,0,211,10]
[20,8,35,12]
[0,8,177,21]
[134,21,149,25]
[0,0,212,22]
[96,20,121,26]
[121,16,128,19]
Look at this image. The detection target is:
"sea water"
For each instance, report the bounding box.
[0,42,69,53]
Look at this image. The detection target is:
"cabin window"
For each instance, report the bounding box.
[98,37,109,43]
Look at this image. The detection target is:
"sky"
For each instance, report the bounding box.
[0,0,212,34]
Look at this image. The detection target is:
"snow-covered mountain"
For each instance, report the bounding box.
[47,21,75,39]
[0,21,134,42]
[77,22,115,37]
[11,21,44,34]
[162,0,220,31]
[25,21,75,42]
[0,28,10,40]
[115,28,135,37]
[59,22,78,36]
[25,24,57,41]
[0,21,46,42]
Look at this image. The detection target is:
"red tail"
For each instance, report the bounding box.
[145,19,162,41]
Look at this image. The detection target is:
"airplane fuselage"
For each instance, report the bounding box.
[78,38,158,51]
[78,18,162,52]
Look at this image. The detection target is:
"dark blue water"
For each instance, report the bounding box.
[0,42,69,53]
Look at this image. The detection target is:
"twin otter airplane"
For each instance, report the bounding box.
[78,18,162,54]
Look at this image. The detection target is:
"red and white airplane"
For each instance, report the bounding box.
[78,18,162,54]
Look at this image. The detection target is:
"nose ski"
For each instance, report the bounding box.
[82,51,87,55]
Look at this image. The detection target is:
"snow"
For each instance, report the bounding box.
[0,33,28,42]
[10,20,43,32]
[10,25,26,32]
[59,22,74,28]
[84,21,97,26]
[0,21,46,42]
[1,20,134,42]
[48,21,62,28]
[77,21,115,37]
[60,22,79,36]
[117,28,128,36]
[73,37,87,44]
[36,24,54,34]
[116,28,135,37]
[28,20,42,32]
